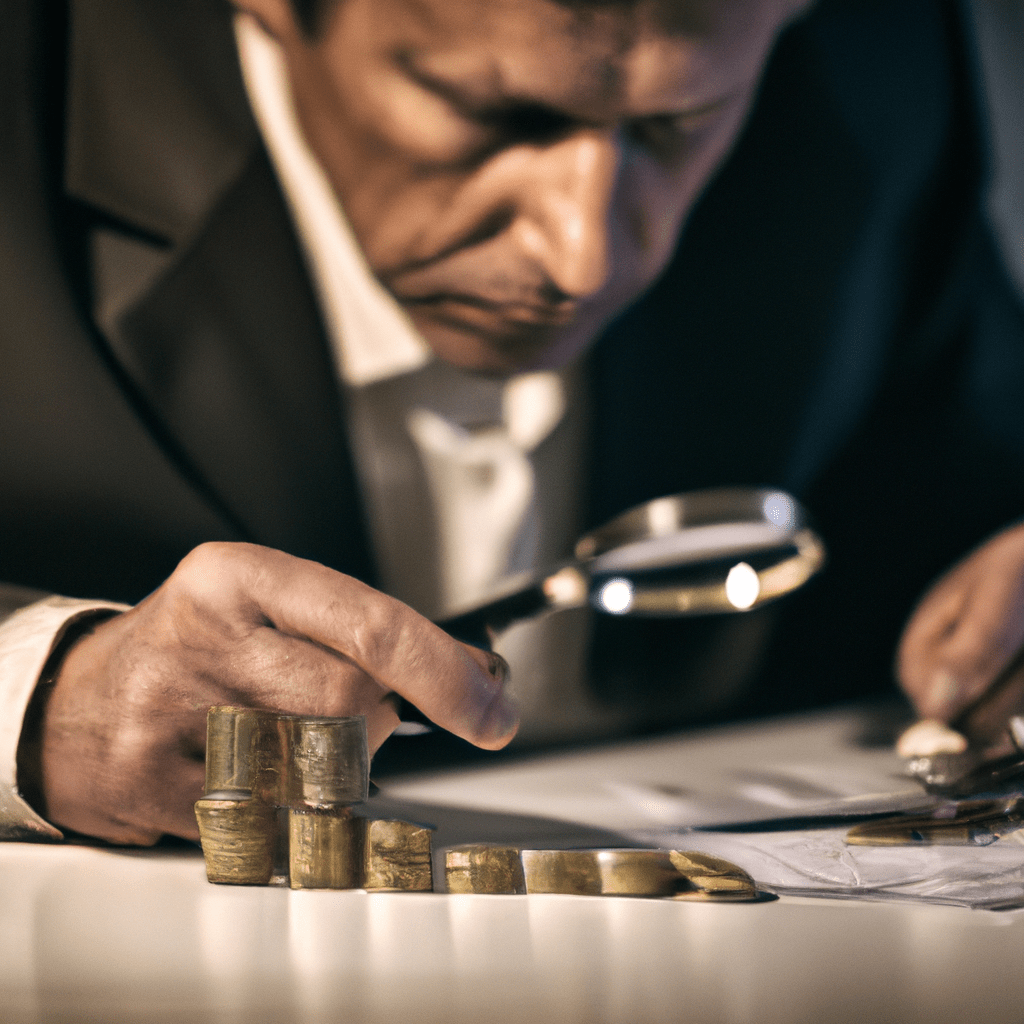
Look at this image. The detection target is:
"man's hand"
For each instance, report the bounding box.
[898,522,1024,748]
[33,543,518,845]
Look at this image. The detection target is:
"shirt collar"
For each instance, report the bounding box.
[234,13,432,388]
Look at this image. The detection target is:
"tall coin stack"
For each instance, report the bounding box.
[195,706,433,891]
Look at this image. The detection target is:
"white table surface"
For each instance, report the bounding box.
[4,707,1023,1024]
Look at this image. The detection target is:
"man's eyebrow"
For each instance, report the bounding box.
[396,50,743,125]
[396,51,507,115]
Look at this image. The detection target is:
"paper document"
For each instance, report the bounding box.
[608,745,1024,909]
[628,823,1024,909]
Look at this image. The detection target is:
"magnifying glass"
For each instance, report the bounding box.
[437,487,826,647]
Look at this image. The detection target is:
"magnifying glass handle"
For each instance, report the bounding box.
[435,563,590,647]
[435,581,551,647]
[394,575,570,733]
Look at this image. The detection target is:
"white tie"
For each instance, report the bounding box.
[406,372,565,613]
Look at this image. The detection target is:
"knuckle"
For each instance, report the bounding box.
[161,543,273,641]
[346,595,412,673]
[172,542,246,597]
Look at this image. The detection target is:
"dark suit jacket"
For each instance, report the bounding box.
[3,0,1023,741]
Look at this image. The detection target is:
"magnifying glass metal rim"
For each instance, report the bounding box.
[437,486,826,644]
[577,488,805,562]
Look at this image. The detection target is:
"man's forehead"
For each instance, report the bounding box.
[397,0,784,36]
[385,0,789,113]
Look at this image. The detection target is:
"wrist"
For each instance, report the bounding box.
[15,609,121,822]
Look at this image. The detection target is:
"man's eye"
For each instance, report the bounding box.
[627,111,719,161]
[473,104,575,146]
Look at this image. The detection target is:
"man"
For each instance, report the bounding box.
[2,0,1023,845]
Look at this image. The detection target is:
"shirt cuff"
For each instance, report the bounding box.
[0,596,130,841]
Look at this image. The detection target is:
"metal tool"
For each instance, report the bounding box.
[846,796,1024,847]
[855,714,1024,847]
[905,715,1024,798]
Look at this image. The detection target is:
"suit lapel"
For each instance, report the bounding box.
[65,0,255,261]
[63,0,374,578]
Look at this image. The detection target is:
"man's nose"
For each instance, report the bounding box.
[512,129,620,299]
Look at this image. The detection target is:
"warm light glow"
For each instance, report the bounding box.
[598,578,634,614]
[542,566,589,607]
[725,562,760,609]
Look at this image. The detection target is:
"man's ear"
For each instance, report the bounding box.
[228,0,301,42]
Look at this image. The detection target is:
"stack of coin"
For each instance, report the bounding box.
[195,706,434,891]
[284,715,370,890]
[194,707,277,885]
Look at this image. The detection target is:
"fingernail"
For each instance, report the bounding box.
[1009,716,1024,752]
[487,651,510,686]
[896,718,968,758]
[486,691,519,742]
[478,653,517,743]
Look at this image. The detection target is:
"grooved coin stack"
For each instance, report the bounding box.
[194,706,432,891]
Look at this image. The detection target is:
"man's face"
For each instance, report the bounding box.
[248,0,802,373]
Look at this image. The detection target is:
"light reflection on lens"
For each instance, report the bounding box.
[598,578,634,614]
[762,492,795,530]
[725,562,760,610]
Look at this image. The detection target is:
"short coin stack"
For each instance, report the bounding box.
[445,845,759,900]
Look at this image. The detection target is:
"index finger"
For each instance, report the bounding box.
[188,543,519,749]
[900,565,1024,723]
[898,580,966,718]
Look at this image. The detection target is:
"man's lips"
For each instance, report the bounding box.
[399,292,582,334]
